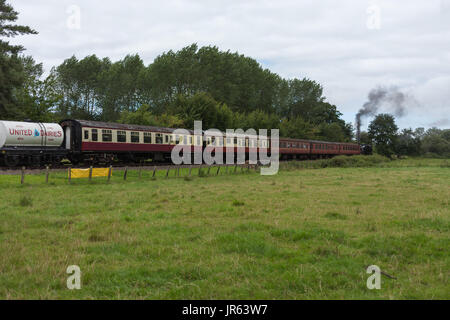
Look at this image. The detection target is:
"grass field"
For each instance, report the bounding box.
[0,158,449,299]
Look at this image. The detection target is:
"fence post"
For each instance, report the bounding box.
[68,167,71,183]
[152,166,156,178]
[198,165,202,176]
[207,165,211,176]
[139,166,142,179]
[45,165,49,183]
[124,167,128,180]
[234,165,238,173]
[21,166,25,184]
[225,165,228,174]
[188,166,192,177]
[89,166,93,181]
[107,165,112,183]
[216,166,220,176]
[177,166,180,177]
[165,167,170,178]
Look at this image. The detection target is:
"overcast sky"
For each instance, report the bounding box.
[10,0,450,130]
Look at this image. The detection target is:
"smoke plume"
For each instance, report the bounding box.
[356,86,414,143]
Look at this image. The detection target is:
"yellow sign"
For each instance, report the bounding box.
[70,168,112,179]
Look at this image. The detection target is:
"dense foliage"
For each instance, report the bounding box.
[0,0,37,119]
[363,115,450,158]
[47,46,352,141]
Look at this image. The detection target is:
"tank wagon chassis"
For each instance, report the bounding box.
[1,147,67,167]
[0,119,366,168]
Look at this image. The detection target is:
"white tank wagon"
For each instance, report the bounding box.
[0,120,68,167]
[0,121,64,148]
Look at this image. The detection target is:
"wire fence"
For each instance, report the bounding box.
[13,163,260,185]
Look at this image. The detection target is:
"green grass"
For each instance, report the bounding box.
[0,158,449,299]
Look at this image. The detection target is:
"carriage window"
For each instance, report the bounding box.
[131,132,140,143]
[184,135,187,145]
[197,136,201,145]
[117,131,126,142]
[189,136,193,145]
[102,129,112,142]
[144,132,152,143]
[175,135,181,144]
[155,133,163,144]
[92,129,98,142]
[84,130,89,140]
[165,135,169,144]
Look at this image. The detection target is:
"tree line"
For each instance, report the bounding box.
[362,114,450,158]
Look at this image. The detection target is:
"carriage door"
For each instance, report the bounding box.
[65,126,71,149]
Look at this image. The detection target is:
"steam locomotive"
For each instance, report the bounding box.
[0,119,366,167]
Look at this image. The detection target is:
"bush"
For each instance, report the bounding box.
[440,160,450,168]
[19,195,33,207]
[280,155,390,171]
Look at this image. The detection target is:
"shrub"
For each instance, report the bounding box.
[280,155,390,171]
[19,195,33,207]
[232,200,245,207]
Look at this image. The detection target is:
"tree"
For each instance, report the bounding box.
[395,128,422,156]
[421,128,450,157]
[14,56,62,122]
[119,104,184,128]
[318,122,347,142]
[279,116,317,139]
[368,113,398,157]
[0,0,37,119]
[359,131,371,145]
[171,92,221,129]
[283,78,324,120]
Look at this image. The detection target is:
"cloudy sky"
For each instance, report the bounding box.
[10,0,450,130]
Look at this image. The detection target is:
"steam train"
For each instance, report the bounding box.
[0,119,365,167]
